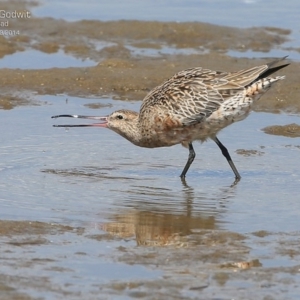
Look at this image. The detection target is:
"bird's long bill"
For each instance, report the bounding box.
[51,114,108,128]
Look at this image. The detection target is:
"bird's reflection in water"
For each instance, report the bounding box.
[101,179,237,247]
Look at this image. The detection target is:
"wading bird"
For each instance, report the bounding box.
[52,57,289,181]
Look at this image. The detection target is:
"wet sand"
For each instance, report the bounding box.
[1,1,300,299]
[0,1,299,116]
[1,214,300,299]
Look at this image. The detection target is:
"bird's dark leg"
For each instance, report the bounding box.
[213,136,241,181]
[180,142,195,179]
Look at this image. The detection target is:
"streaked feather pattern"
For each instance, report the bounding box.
[139,57,288,144]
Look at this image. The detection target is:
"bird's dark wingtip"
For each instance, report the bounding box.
[255,57,290,82]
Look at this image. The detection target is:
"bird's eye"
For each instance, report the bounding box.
[117,114,123,120]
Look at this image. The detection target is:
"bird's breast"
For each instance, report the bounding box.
[138,116,215,148]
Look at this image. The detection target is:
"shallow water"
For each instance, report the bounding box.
[35,0,299,29]
[1,95,300,298]
[0,49,95,69]
[2,95,300,228]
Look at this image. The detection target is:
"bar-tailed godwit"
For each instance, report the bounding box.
[52,57,289,181]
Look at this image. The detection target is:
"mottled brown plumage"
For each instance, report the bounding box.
[52,57,289,181]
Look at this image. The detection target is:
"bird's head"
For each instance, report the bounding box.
[52,109,140,144]
[106,110,139,132]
